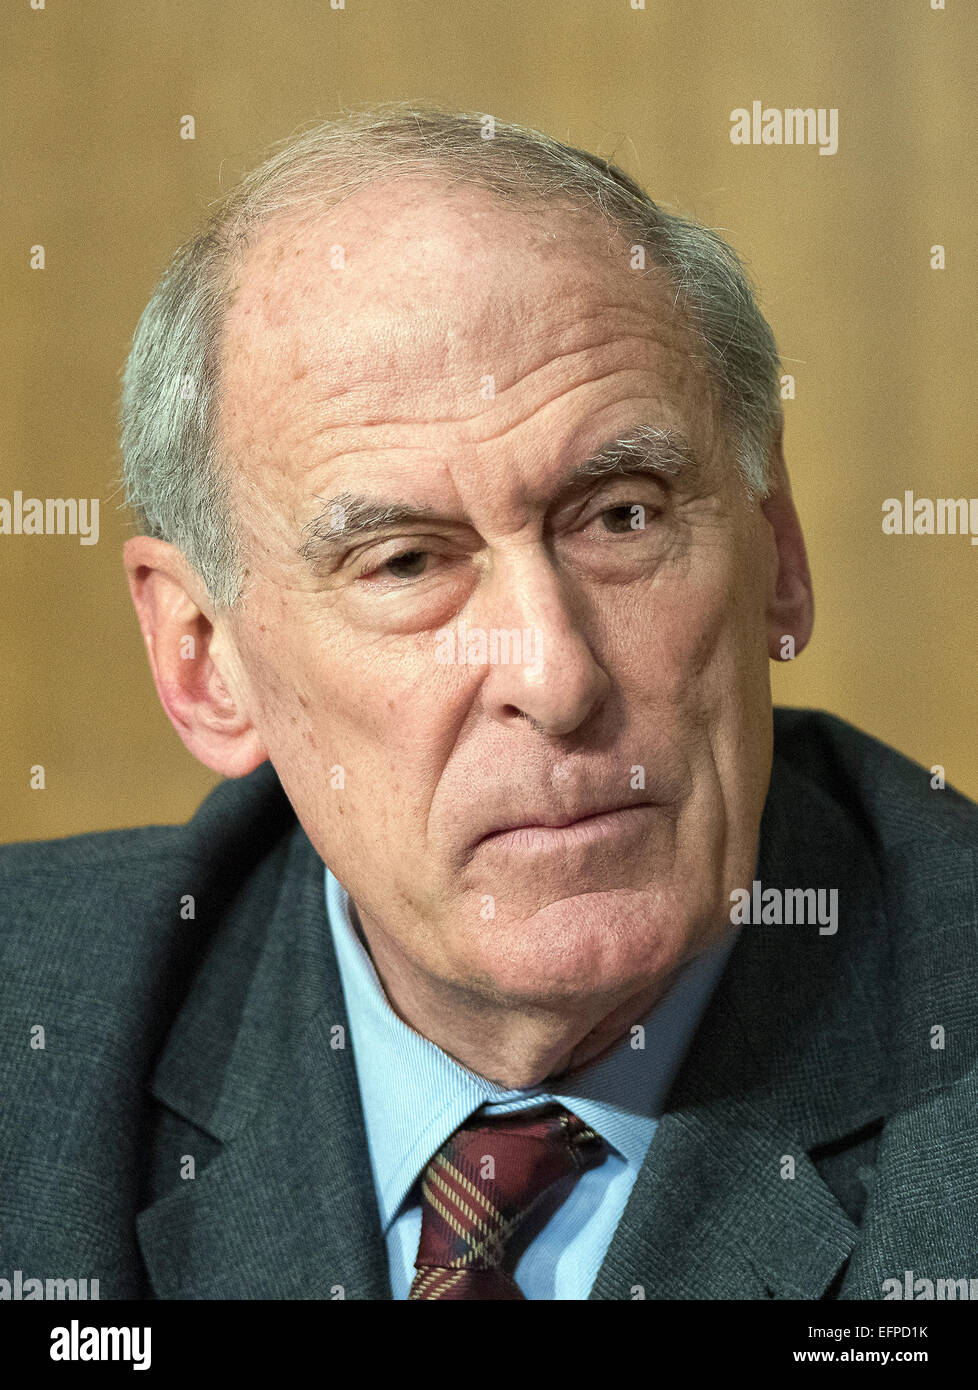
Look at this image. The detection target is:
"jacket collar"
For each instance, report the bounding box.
[137,743,887,1299]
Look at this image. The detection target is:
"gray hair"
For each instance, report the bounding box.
[120,102,782,608]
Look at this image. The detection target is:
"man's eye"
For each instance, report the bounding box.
[595,503,655,534]
[362,548,432,583]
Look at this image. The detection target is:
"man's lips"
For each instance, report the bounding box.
[475,802,656,853]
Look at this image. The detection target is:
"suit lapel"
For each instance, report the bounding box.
[136,773,391,1299]
[589,985,869,1300]
[590,1097,860,1300]
[136,1008,391,1299]
[592,743,890,1299]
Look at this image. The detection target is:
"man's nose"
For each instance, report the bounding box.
[472,550,611,738]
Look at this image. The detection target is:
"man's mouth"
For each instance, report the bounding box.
[476,802,656,855]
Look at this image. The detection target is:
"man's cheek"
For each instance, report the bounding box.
[640,610,725,707]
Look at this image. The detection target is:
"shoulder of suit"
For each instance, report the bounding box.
[0,759,297,977]
[773,708,978,1147]
[773,706,978,1054]
[773,704,978,856]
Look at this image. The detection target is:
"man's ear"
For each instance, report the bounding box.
[123,536,268,777]
[760,428,815,662]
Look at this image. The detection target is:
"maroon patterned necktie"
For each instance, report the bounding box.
[408,1102,605,1300]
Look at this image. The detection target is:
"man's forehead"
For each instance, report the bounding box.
[220,177,692,373]
[215,178,720,517]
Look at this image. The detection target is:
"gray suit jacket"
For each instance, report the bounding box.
[2,708,976,1299]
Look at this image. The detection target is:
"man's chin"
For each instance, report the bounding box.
[445,885,708,1008]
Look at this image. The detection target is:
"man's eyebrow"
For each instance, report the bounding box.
[571,425,699,484]
[297,425,700,569]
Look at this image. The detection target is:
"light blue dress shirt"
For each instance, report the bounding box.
[324,865,739,1300]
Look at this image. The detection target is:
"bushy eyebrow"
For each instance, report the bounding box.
[297,424,699,571]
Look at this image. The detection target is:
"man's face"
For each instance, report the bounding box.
[215,179,778,1016]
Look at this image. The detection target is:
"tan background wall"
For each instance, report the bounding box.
[1,0,974,843]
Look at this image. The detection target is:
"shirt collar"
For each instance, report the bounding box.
[324,865,739,1232]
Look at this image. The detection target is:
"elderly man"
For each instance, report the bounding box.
[1,105,976,1303]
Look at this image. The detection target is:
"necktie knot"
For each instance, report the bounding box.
[409,1102,604,1300]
